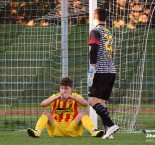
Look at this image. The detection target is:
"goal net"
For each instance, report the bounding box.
[104,0,155,131]
[0,0,89,131]
[0,0,154,132]
[88,0,155,132]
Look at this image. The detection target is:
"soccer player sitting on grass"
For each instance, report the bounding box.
[27,77,103,138]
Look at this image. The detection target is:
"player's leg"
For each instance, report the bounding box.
[75,111,104,137]
[88,73,119,139]
[89,97,114,127]
[88,98,118,139]
[46,120,67,137]
[27,128,40,138]
[88,74,114,128]
[102,74,119,139]
[65,119,84,137]
[27,111,54,138]
[100,74,119,139]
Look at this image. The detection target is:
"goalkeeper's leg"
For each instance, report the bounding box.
[88,74,119,139]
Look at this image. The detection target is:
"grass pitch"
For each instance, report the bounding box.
[0,131,154,145]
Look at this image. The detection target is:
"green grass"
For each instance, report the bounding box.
[0,131,154,145]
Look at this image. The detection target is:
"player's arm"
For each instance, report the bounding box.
[87,30,100,86]
[90,44,99,66]
[88,29,100,66]
[41,94,60,107]
[63,93,88,107]
[70,95,88,107]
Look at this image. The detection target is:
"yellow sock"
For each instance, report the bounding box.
[81,115,95,132]
[35,114,48,133]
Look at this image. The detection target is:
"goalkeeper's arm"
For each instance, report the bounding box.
[87,44,99,87]
[89,44,99,65]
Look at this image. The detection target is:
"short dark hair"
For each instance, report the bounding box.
[94,8,107,21]
[60,77,73,87]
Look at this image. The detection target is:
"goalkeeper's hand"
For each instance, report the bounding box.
[87,66,96,87]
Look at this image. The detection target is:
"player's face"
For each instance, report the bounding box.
[60,85,72,94]
[60,85,72,102]
[93,11,98,26]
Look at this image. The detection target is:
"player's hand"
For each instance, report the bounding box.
[87,66,96,87]
[61,93,70,102]
[56,95,61,100]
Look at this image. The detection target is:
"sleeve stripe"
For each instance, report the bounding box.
[88,39,100,45]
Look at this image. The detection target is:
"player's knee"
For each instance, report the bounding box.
[43,111,51,118]
[88,97,95,106]
[42,111,54,125]
[100,100,106,108]
[88,97,101,107]
[78,111,88,118]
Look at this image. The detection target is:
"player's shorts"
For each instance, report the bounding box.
[46,120,83,137]
[88,73,116,100]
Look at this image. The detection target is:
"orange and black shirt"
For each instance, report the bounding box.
[49,93,83,123]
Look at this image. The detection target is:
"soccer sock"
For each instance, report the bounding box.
[35,114,48,134]
[81,115,96,133]
[93,103,114,127]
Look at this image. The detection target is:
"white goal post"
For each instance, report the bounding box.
[89,0,98,128]
[61,0,68,77]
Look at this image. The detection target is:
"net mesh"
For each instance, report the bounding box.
[105,0,155,131]
[0,0,89,131]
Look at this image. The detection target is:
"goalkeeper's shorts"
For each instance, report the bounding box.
[46,120,83,137]
[88,73,116,100]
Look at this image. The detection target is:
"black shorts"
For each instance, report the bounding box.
[88,73,116,100]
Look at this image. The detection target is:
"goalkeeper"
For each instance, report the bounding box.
[27,77,103,138]
[87,8,119,139]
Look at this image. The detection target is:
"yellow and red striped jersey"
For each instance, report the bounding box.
[49,93,83,123]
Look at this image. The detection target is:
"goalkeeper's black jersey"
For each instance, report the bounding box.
[88,24,116,74]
